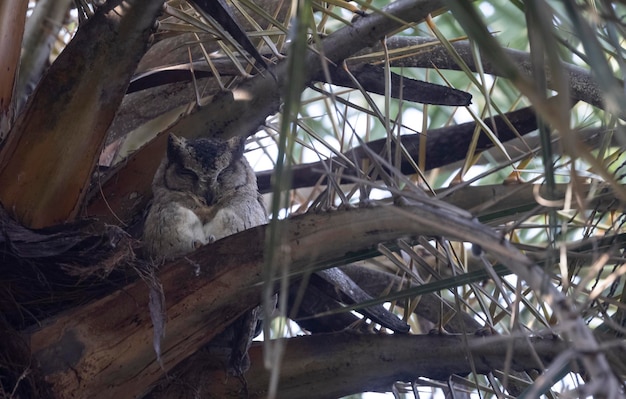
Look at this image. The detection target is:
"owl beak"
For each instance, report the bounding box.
[205,191,214,205]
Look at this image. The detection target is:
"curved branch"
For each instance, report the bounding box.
[30,202,617,398]
[111,34,604,142]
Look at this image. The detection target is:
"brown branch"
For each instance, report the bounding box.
[147,333,565,398]
[0,0,166,228]
[374,37,605,111]
[26,203,523,398]
[0,0,27,138]
[313,63,471,106]
[28,200,613,398]
[126,61,472,106]
[256,104,541,193]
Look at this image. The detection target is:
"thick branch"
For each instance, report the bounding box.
[29,202,608,398]
[25,203,506,398]
[0,0,27,138]
[16,0,73,112]
[0,0,165,228]
[126,61,471,105]
[148,333,565,398]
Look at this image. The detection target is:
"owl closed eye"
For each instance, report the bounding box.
[162,134,242,202]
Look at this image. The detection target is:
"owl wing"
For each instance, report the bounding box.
[202,196,266,241]
[144,203,213,260]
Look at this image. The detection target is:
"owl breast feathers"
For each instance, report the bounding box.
[143,133,267,260]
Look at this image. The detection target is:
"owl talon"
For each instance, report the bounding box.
[184,257,202,276]
[336,203,357,211]
[474,326,498,336]
[359,199,377,208]
[428,326,451,335]
[394,196,412,207]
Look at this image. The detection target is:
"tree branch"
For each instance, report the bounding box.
[373,37,605,111]
[0,0,27,138]
[85,0,447,224]
[0,0,165,228]
[29,201,617,397]
[256,104,540,193]
[148,332,566,398]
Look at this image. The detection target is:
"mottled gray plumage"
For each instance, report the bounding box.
[143,133,267,374]
[143,134,266,260]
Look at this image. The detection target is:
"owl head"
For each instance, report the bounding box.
[156,133,246,202]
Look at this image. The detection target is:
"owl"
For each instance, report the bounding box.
[143,133,267,260]
[143,133,267,375]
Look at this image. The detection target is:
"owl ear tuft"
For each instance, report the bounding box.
[167,134,186,165]
[228,136,246,159]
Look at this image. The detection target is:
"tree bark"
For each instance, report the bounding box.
[0,0,27,138]
[26,203,519,398]
[16,0,73,112]
[0,0,164,228]
[147,333,566,399]
[26,202,623,397]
